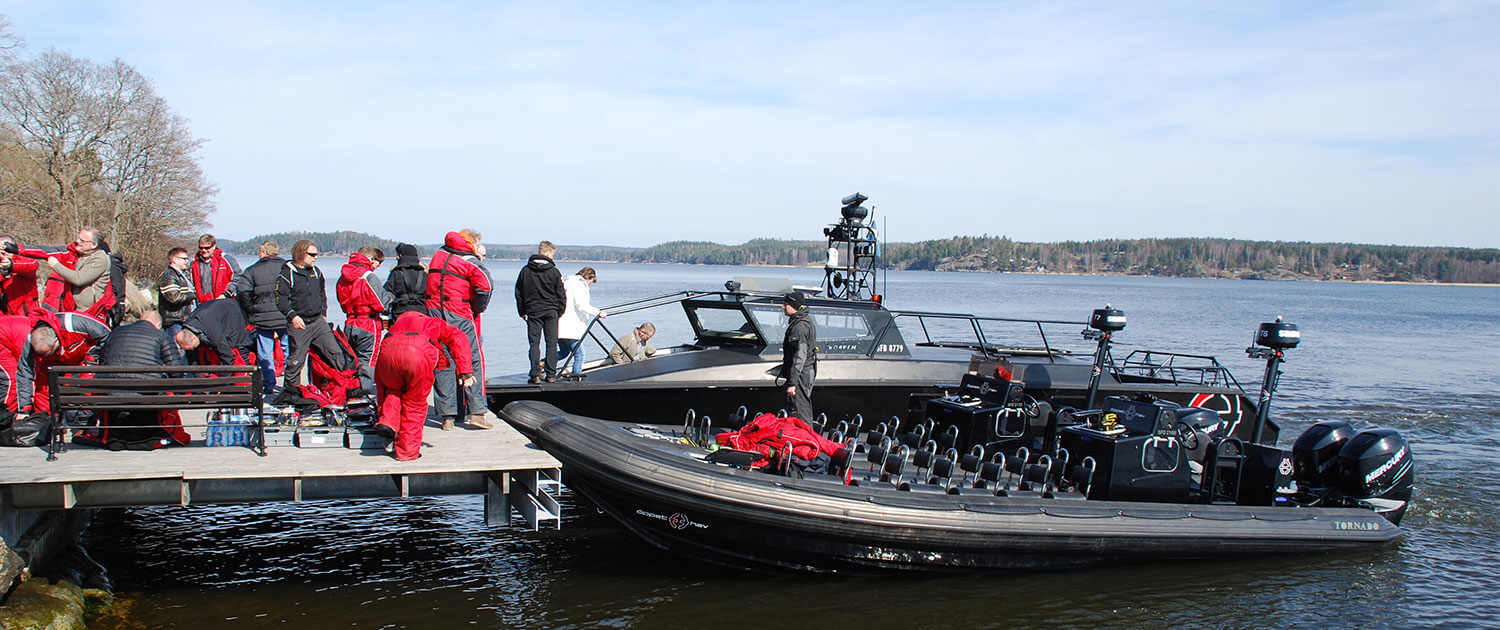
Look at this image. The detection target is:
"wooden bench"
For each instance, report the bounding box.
[46,365,268,461]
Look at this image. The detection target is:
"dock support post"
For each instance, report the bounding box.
[484,473,509,527]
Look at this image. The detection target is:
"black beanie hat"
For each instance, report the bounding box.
[395,243,420,259]
[783,292,805,310]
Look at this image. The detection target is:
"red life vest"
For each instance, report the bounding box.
[424,232,490,321]
[190,248,235,303]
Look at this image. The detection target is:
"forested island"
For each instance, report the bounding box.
[227,232,1498,285]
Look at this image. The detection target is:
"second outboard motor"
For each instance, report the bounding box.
[1335,428,1415,525]
[1291,420,1357,489]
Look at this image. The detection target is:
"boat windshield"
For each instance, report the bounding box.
[686,304,766,346]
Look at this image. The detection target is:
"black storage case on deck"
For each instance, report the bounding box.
[1059,396,1189,503]
[926,372,1026,452]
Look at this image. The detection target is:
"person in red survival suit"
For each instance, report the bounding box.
[424,229,491,430]
[0,236,42,316]
[190,234,241,303]
[370,303,474,461]
[16,310,110,415]
[0,315,33,411]
[336,247,392,362]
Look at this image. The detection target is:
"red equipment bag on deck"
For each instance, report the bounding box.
[714,413,847,470]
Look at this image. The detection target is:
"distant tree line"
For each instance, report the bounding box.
[0,16,215,280]
[225,231,401,256]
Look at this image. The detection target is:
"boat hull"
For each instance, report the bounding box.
[502,401,1399,574]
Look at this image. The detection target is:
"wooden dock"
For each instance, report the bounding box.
[0,411,562,529]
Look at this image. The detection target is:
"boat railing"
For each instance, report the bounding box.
[1115,350,1246,391]
[878,311,1088,361]
[565,291,718,372]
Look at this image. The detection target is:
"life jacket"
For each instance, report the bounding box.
[0,252,41,316]
[424,232,491,321]
[301,326,363,407]
[715,413,847,470]
[336,252,388,324]
[190,248,235,303]
[41,246,79,312]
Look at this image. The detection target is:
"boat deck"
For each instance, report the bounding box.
[0,410,562,529]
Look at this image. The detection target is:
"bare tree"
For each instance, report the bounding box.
[0,48,215,274]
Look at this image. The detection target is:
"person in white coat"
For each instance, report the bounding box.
[557,267,605,375]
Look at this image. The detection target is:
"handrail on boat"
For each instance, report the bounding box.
[1117,349,1246,392]
[875,311,1089,362]
[560,291,718,373]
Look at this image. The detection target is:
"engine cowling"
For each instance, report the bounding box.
[1335,428,1414,524]
[1292,420,1357,489]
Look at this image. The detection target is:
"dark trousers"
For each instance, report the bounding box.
[527,315,559,378]
[785,368,816,424]
[282,316,340,391]
[432,311,484,418]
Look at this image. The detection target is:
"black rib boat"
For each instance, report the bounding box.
[488,194,1271,443]
[500,319,1413,574]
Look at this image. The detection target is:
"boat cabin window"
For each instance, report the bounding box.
[746,303,906,355]
[685,305,765,346]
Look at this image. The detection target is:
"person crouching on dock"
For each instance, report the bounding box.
[371,302,474,461]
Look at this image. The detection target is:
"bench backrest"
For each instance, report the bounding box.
[47,365,264,412]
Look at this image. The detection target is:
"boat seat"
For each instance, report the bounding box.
[705,448,761,469]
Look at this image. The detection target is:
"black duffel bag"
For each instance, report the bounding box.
[0,412,58,447]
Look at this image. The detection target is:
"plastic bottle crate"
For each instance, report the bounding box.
[205,411,254,447]
[345,426,391,450]
[295,426,343,448]
[261,426,296,447]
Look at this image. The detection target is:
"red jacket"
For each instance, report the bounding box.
[424,232,492,322]
[715,413,847,469]
[41,246,78,312]
[381,311,472,375]
[0,254,39,316]
[191,248,235,303]
[0,315,30,362]
[336,252,392,321]
[17,309,110,412]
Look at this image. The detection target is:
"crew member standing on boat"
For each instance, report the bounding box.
[780,292,817,422]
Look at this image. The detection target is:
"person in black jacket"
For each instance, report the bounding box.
[235,241,289,395]
[99,311,184,377]
[274,239,341,399]
[175,298,254,366]
[157,247,194,340]
[383,243,426,314]
[779,292,818,422]
[514,241,565,383]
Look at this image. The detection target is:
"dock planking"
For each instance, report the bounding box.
[0,410,562,528]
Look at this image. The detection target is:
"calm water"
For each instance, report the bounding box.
[82,262,1500,628]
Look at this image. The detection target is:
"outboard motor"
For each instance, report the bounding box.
[1082,305,1126,410]
[1291,420,1357,490]
[1245,318,1299,445]
[1336,428,1414,525]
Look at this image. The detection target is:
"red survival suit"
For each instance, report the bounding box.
[16,310,110,415]
[336,252,392,363]
[375,311,472,461]
[715,413,849,472]
[0,315,32,410]
[0,252,41,316]
[191,247,235,303]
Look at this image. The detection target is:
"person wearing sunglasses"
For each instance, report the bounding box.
[190,234,241,302]
[274,239,340,399]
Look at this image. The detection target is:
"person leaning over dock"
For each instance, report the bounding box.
[190,234,240,302]
[779,292,817,422]
[274,240,341,403]
[515,241,564,383]
[16,309,110,415]
[425,230,492,430]
[90,310,191,446]
[608,323,656,365]
[370,301,474,461]
[236,241,290,397]
[157,247,195,341]
[0,235,41,316]
[558,266,604,376]
[174,298,255,366]
[336,246,392,363]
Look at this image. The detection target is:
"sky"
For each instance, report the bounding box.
[4,1,1498,248]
